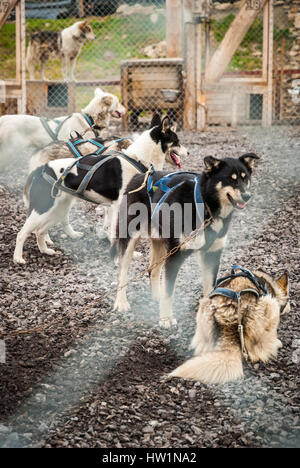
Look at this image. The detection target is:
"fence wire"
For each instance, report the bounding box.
[208,0,300,125]
[0,0,299,127]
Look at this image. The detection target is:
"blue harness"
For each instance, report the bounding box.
[209,265,269,361]
[147,170,204,222]
[67,136,107,159]
[209,265,268,301]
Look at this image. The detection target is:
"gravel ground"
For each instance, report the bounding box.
[0,126,299,448]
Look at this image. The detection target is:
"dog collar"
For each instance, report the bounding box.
[81,113,105,137]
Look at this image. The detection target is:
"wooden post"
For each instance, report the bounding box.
[273,40,278,119]
[262,0,273,127]
[0,0,19,29]
[79,0,85,17]
[166,0,182,58]
[262,0,269,81]
[279,37,286,121]
[195,0,205,131]
[15,1,21,83]
[183,0,196,130]
[206,0,268,84]
[231,92,238,127]
[15,0,26,113]
[121,64,129,131]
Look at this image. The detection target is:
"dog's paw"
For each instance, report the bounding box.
[133,251,142,260]
[13,256,26,265]
[113,298,131,313]
[159,317,178,329]
[44,248,59,256]
[45,235,54,245]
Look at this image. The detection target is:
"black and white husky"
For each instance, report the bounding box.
[26,21,95,81]
[13,115,188,264]
[112,153,259,328]
[0,88,125,171]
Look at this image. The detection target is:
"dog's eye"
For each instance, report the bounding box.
[241,172,246,179]
[231,173,237,180]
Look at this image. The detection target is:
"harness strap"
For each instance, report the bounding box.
[67,138,106,159]
[81,113,104,138]
[42,150,149,203]
[40,115,72,141]
[231,265,268,295]
[76,154,120,195]
[209,264,270,362]
[215,265,268,296]
[209,286,260,362]
[147,171,204,222]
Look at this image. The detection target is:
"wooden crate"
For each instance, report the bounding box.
[121,59,184,130]
[26,81,75,117]
[205,79,268,126]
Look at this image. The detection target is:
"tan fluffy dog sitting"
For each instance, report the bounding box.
[169,268,290,384]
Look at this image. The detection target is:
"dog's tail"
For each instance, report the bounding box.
[23,176,33,209]
[23,167,42,209]
[169,349,243,385]
[110,242,118,260]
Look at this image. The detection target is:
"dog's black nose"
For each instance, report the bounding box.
[242,193,251,202]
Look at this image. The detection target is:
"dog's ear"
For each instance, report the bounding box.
[94,87,104,98]
[161,116,171,133]
[150,113,161,129]
[70,130,83,140]
[239,153,260,170]
[276,272,289,295]
[171,124,177,133]
[102,95,113,107]
[204,156,221,172]
[79,20,88,30]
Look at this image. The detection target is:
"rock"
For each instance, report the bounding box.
[0,424,10,434]
[294,14,300,29]
[143,41,167,59]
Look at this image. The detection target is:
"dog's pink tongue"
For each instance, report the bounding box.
[236,201,246,209]
[172,153,181,168]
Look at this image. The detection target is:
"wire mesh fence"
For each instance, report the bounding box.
[207,0,300,125]
[1,0,170,127]
[0,0,299,127]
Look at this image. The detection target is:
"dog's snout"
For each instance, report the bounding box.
[242,193,251,202]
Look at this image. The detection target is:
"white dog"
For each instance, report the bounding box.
[26,21,95,81]
[0,88,125,171]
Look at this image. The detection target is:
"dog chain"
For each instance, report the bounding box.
[0,215,213,339]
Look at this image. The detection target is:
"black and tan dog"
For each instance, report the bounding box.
[169,268,290,384]
[112,154,259,328]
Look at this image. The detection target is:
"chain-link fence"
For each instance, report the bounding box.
[206,0,300,125]
[0,0,299,127]
[1,0,180,128]
[273,0,300,124]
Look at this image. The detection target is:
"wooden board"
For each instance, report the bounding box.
[121,59,184,129]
